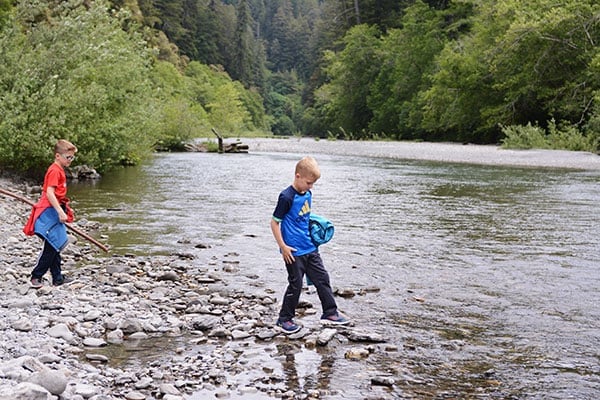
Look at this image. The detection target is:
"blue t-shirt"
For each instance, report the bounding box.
[272,185,317,256]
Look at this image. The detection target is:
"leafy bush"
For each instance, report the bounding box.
[500,123,550,149]
[501,119,595,152]
[0,0,158,175]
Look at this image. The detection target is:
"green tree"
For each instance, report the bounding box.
[487,0,600,131]
[184,61,265,134]
[230,0,256,86]
[421,0,600,144]
[368,1,451,139]
[151,60,210,150]
[316,24,382,138]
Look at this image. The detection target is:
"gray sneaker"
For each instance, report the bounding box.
[52,276,74,286]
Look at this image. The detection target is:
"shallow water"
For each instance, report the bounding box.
[69,149,600,399]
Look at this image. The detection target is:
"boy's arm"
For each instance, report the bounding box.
[46,186,68,223]
[270,218,296,265]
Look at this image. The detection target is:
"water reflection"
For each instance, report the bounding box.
[68,151,600,399]
[275,343,334,394]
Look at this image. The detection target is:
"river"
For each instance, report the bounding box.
[67,139,600,399]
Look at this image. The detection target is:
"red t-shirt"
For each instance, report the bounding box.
[42,162,67,202]
[23,162,73,235]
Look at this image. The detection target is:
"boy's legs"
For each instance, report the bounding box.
[278,256,306,322]
[31,240,61,282]
[49,251,63,284]
[304,251,338,318]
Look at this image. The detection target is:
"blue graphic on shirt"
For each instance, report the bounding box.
[272,185,317,256]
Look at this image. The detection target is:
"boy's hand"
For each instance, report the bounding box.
[57,209,68,223]
[281,245,296,264]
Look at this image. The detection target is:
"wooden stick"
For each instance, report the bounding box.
[0,187,109,252]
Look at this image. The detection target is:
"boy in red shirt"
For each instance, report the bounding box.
[24,139,77,288]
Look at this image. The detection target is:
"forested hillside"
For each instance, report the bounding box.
[139,0,599,149]
[0,0,598,175]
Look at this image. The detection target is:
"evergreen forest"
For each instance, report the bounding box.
[1,0,599,175]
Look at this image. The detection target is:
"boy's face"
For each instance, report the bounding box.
[293,173,317,194]
[55,150,76,167]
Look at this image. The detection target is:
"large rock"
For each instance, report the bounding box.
[28,369,68,395]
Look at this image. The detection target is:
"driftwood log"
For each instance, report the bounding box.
[212,128,249,153]
[184,130,248,153]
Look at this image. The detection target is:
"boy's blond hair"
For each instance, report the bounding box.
[295,156,321,180]
[55,139,77,154]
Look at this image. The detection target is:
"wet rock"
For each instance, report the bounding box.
[347,329,386,343]
[85,354,109,362]
[317,328,338,345]
[345,347,370,360]
[335,288,356,298]
[83,337,107,347]
[119,318,143,334]
[371,376,396,386]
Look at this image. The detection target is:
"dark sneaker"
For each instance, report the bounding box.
[30,277,43,289]
[276,319,301,334]
[52,276,74,286]
[320,312,351,325]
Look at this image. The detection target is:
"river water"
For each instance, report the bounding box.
[68,141,600,399]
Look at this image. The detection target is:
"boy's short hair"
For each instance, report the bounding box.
[55,139,77,154]
[296,156,321,180]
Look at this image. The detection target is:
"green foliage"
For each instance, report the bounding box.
[184,61,265,135]
[264,70,302,135]
[500,123,550,149]
[0,0,158,174]
[368,1,455,139]
[150,60,209,151]
[316,24,382,138]
[421,0,600,144]
[501,119,595,151]
[0,0,11,30]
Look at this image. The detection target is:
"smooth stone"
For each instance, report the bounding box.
[47,323,74,342]
[12,318,33,332]
[124,391,146,400]
[106,329,124,344]
[83,337,107,347]
[134,377,153,389]
[85,354,109,362]
[74,383,99,398]
[159,383,180,395]
[28,369,68,395]
[83,310,102,321]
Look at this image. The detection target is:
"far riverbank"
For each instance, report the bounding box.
[241,138,600,170]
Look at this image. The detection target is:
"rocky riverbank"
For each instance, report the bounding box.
[0,175,387,400]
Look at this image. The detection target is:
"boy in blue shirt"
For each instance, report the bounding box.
[271,156,350,333]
